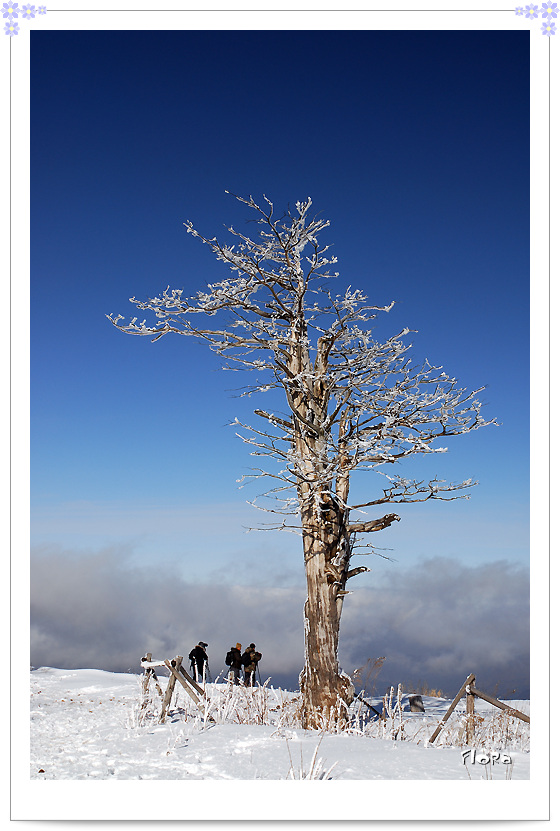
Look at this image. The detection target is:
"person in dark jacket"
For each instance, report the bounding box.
[188,641,208,683]
[225,644,243,684]
[241,643,262,687]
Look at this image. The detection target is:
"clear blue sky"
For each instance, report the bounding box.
[30,29,530,693]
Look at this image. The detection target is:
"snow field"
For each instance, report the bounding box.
[30,667,529,781]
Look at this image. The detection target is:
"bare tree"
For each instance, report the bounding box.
[108,194,495,728]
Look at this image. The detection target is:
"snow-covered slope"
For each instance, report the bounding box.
[30,667,529,782]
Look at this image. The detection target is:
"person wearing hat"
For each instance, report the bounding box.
[241,643,262,687]
[189,641,209,683]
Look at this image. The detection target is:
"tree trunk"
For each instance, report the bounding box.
[289,318,355,728]
[299,507,354,729]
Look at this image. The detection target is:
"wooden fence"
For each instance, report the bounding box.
[428,673,530,745]
[140,653,209,723]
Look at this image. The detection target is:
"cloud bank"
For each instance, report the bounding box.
[30,546,529,697]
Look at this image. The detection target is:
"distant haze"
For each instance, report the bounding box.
[31,546,529,699]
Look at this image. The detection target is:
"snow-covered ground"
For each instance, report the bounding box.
[30,666,529,782]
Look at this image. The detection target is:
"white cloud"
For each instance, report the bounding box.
[31,546,529,697]
[339,557,529,697]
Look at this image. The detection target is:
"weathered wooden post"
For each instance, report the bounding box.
[160,655,183,723]
[140,652,164,714]
[141,652,153,705]
[429,673,475,744]
[465,676,476,745]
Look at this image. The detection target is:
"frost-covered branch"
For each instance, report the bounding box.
[108,192,495,522]
[349,476,477,509]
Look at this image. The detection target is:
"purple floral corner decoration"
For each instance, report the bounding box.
[4,4,555,38]
[516,3,557,34]
[3,3,46,36]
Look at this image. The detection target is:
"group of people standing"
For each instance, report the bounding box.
[225,643,262,686]
[188,641,262,687]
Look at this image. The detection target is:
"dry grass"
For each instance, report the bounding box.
[351,657,386,697]
[134,672,529,756]
[285,735,338,779]
[433,705,530,752]
[403,680,445,698]
[135,676,302,729]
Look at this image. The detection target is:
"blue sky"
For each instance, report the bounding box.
[30,29,530,694]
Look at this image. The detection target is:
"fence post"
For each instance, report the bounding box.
[140,652,156,715]
[428,673,475,744]
[160,655,183,723]
[465,676,476,745]
[141,653,152,703]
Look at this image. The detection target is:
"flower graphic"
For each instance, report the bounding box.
[516,0,558,30]
[1,1,44,36]
[4,16,18,33]
[2,2,19,18]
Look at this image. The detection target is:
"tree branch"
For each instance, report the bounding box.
[348,513,401,534]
